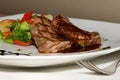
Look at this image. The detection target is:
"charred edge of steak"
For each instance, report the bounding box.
[61,43,101,53]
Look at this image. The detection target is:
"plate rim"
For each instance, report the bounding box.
[0,13,120,67]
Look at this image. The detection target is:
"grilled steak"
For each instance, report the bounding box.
[30,14,101,53]
[30,16,73,53]
[52,15,101,47]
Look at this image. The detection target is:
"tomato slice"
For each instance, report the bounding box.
[14,40,32,46]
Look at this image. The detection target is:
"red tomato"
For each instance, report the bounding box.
[14,40,32,46]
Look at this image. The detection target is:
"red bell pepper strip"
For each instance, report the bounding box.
[20,12,33,23]
[14,40,32,46]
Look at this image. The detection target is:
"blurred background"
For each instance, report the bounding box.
[0,0,120,23]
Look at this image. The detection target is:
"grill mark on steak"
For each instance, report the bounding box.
[30,16,73,53]
[30,14,101,53]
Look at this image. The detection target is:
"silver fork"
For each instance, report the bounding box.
[76,59,120,75]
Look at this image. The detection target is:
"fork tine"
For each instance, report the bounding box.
[87,59,120,75]
[86,61,112,75]
[76,59,120,75]
[102,59,120,74]
[76,60,101,72]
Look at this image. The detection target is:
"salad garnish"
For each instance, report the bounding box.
[0,12,34,46]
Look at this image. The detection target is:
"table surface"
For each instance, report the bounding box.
[0,14,120,80]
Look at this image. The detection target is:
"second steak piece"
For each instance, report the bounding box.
[52,15,101,47]
[30,16,73,53]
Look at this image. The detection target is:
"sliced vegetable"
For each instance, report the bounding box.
[14,40,32,46]
[6,22,16,30]
[32,14,38,18]
[0,31,3,40]
[3,31,12,37]
[12,30,31,42]
[27,32,32,40]
[13,19,21,31]
[19,21,30,31]
[3,36,13,44]
[20,12,33,22]
[12,17,32,44]
[44,14,53,21]
[0,19,15,33]
[0,12,34,46]
[26,19,33,24]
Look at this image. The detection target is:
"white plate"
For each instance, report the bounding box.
[0,14,120,67]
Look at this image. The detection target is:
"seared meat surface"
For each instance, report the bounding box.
[30,16,73,53]
[30,14,101,53]
[52,15,101,47]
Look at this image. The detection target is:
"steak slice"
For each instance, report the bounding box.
[30,16,73,53]
[52,15,101,47]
